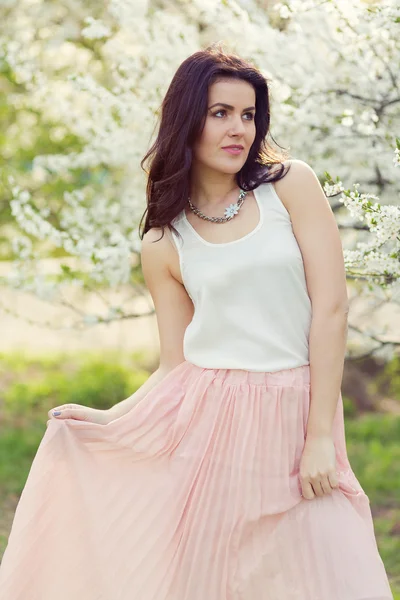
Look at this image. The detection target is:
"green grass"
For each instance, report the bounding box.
[345,413,400,507]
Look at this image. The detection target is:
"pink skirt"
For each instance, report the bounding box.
[0,361,394,600]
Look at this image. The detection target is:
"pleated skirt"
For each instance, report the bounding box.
[0,360,394,600]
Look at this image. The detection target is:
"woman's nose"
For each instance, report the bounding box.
[229,116,246,135]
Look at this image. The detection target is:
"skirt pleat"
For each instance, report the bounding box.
[0,360,393,600]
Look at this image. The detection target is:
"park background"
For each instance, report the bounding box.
[0,0,399,596]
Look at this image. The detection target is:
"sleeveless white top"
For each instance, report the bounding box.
[169,182,312,372]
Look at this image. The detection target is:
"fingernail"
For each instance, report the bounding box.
[53,411,61,416]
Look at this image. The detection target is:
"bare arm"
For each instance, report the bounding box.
[108,226,194,420]
[275,159,349,439]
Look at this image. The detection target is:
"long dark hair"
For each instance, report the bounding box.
[139,42,291,242]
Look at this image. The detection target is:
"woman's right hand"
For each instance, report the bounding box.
[47,403,115,427]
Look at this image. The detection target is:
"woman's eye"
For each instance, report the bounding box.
[213,110,254,120]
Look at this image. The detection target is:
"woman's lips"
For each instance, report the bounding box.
[222,147,243,155]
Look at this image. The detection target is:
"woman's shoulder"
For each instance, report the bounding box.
[141,226,178,257]
[273,159,318,213]
[275,159,315,185]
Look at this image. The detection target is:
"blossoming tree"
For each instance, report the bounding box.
[2,0,399,359]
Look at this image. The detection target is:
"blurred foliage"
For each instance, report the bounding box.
[374,355,400,399]
[3,359,145,418]
[342,394,357,419]
[0,87,117,262]
[0,350,149,421]
[0,4,108,260]
[345,414,400,506]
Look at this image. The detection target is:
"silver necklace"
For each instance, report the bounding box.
[188,188,248,223]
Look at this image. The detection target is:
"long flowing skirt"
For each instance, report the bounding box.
[0,361,394,599]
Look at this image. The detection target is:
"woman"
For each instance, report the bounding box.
[0,43,394,600]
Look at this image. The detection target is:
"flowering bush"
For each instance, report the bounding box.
[1,0,399,357]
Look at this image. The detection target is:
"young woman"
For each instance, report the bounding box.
[0,44,394,600]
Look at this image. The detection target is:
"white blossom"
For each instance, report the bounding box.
[1,0,400,356]
[81,17,112,40]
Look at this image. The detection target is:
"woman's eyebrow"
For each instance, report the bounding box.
[208,102,256,111]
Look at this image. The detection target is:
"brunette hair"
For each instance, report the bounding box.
[139,42,291,242]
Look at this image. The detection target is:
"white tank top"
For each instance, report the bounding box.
[169,181,312,372]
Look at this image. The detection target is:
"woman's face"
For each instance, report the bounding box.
[192,78,257,175]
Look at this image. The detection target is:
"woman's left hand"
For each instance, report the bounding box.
[299,433,339,500]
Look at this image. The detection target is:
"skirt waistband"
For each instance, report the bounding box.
[185,362,310,387]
